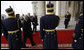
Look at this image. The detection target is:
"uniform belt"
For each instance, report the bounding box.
[8,29,19,34]
[44,29,55,32]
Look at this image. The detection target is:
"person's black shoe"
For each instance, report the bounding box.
[65,27,67,29]
[65,26,68,29]
[32,43,36,46]
[22,46,29,48]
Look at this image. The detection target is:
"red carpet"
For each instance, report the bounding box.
[1,30,74,49]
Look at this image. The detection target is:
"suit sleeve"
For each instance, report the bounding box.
[19,20,23,28]
[36,17,38,24]
[40,17,45,39]
[23,21,27,32]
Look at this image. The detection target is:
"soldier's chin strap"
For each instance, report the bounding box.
[46,12,55,15]
[8,16,15,18]
[47,7,54,10]
[7,11,14,14]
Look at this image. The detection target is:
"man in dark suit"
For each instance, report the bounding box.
[32,13,38,32]
[23,15,36,47]
[64,11,71,29]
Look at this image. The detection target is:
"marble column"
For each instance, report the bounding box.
[37,1,45,17]
[70,1,74,18]
[36,1,45,24]
[58,1,61,17]
[80,1,83,12]
[58,1,66,18]
[32,1,38,15]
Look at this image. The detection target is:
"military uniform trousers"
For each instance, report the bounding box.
[43,31,58,49]
[72,37,83,49]
[8,31,22,49]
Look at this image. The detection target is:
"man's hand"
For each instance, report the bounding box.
[72,33,75,38]
[42,39,43,41]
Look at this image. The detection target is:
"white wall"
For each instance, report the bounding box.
[1,1,33,17]
[60,1,66,17]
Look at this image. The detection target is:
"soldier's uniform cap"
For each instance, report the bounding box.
[5,8,15,17]
[46,2,54,15]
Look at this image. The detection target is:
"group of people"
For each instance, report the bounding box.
[1,6,38,49]
[19,13,38,33]
[1,1,83,49]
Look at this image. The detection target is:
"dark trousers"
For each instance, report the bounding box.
[33,25,37,32]
[64,19,70,28]
[65,24,68,28]
[8,33,22,49]
[23,32,35,46]
[72,39,83,49]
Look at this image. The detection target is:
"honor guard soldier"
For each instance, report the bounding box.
[40,2,60,49]
[16,14,22,33]
[72,12,83,49]
[2,7,22,49]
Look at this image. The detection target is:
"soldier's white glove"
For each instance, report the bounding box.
[74,40,77,42]
[21,28,23,31]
